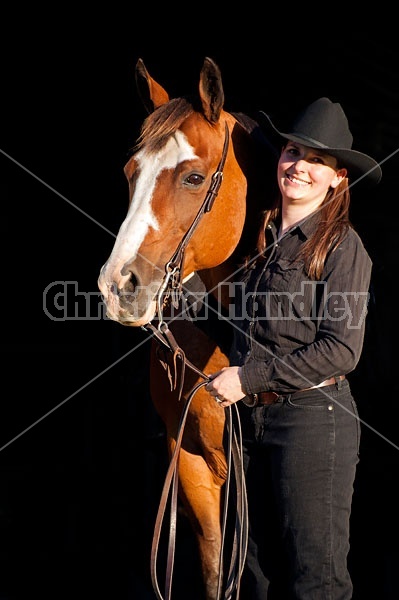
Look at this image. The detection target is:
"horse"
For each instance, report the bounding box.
[98,57,277,599]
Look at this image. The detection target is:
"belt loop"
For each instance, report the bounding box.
[335,376,343,390]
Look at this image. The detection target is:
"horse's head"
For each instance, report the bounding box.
[98,57,276,326]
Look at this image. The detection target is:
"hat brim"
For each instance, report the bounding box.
[258,110,382,186]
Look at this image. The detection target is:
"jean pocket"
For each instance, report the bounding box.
[286,390,334,409]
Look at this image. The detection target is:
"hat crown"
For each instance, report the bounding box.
[290,97,353,150]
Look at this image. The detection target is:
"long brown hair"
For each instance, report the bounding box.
[256,179,351,280]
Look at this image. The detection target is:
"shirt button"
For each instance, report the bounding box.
[327,404,333,411]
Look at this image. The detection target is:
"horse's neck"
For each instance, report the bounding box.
[199,262,236,310]
[199,114,278,312]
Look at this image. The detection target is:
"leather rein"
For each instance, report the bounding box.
[142,122,248,600]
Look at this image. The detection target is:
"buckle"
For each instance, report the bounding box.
[241,393,259,407]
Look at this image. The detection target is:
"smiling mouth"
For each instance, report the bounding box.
[287,174,310,186]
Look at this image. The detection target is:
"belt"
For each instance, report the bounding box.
[245,375,346,407]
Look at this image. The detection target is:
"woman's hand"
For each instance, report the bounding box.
[205,366,247,407]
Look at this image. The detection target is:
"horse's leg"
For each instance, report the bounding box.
[150,322,229,600]
[172,438,225,600]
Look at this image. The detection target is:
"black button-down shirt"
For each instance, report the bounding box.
[230,211,372,395]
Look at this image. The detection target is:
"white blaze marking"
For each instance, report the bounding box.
[102,130,197,286]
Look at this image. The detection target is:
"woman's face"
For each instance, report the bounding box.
[277,141,347,209]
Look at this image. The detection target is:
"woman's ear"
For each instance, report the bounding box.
[330,168,347,189]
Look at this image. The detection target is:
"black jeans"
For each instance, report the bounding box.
[238,379,360,599]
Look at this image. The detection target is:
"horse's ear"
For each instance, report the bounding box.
[199,57,224,124]
[135,58,170,114]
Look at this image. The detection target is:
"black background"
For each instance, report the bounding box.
[1,11,399,599]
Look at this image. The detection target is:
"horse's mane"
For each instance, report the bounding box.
[231,111,261,134]
[232,111,280,159]
[134,98,279,165]
[135,98,195,153]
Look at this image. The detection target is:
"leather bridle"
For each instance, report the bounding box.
[152,121,230,329]
[142,122,249,600]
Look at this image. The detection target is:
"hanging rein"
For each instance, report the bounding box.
[142,123,249,600]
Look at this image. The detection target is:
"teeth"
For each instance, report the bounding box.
[288,174,309,186]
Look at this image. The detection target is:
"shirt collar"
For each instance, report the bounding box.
[286,210,322,240]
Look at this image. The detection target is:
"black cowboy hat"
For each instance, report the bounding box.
[258,97,382,185]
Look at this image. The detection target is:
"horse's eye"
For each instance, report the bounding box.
[185,173,205,187]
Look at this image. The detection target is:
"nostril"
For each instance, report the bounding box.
[123,279,135,294]
[118,272,139,305]
[120,267,138,289]
[123,272,138,294]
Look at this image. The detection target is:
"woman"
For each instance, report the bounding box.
[205,97,382,598]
